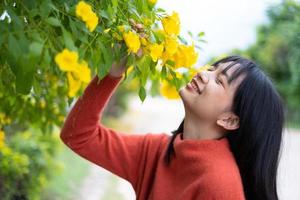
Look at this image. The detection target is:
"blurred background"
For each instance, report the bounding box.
[1,0,299,199]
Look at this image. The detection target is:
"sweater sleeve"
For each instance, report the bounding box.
[59,73,165,189]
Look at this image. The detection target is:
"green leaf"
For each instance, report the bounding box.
[99,10,110,20]
[161,65,167,79]
[62,28,76,50]
[8,34,22,59]
[126,53,136,67]
[40,0,52,18]
[6,8,24,30]
[33,78,42,96]
[178,35,188,45]
[197,31,205,37]
[98,41,113,69]
[112,0,118,9]
[138,85,146,102]
[150,78,159,96]
[42,49,51,67]
[156,8,166,13]
[15,55,36,94]
[169,69,180,89]
[45,17,61,27]
[150,62,156,75]
[0,31,4,48]
[136,55,151,86]
[153,30,165,43]
[166,60,175,67]
[29,42,43,57]
[188,31,193,38]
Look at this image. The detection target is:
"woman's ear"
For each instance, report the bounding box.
[216,112,240,130]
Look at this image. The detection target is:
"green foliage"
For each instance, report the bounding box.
[0,128,61,200]
[0,0,203,135]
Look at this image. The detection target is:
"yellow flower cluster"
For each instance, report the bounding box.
[76,1,99,32]
[118,12,200,100]
[123,31,141,53]
[55,49,91,97]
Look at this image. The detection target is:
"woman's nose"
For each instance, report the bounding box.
[197,72,208,84]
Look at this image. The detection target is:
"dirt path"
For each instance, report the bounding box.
[77,96,300,200]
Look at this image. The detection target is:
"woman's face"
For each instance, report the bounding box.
[179,61,244,124]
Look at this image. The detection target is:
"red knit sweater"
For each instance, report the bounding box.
[60,74,246,200]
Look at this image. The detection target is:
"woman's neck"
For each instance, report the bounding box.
[182,115,225,140]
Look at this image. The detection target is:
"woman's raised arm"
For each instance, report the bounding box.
[59,59,166,190]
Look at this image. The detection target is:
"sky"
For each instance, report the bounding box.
[157,0,282,65]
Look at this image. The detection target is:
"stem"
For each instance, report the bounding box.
[82,33,99,55]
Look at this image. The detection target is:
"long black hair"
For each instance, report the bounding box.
[164,55,286,200]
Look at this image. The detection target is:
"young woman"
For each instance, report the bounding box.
[60,55,285,200]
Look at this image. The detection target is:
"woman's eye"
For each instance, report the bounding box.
[215,78,222,85]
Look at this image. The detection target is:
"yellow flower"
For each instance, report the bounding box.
[123,31,141,53]
[162,12,180,36]
[126,65,134,74]
[67,72,82,98]
[148,43,164,62]
[173,44,198,68]
[164,35,178,55]
[75,61,91,83]
[76,1,93,21]
[161,51,175,66]
[148,0,157,4]
[55,49,78,72]
[85,12,99,32]
[0,130,5,149]
[55,49,92,97]
[160,79,180,99]
[75,1,99,32]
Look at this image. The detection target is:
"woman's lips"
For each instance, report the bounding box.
[186,82,201,94]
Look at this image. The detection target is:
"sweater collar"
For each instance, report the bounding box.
[173,133,230,155]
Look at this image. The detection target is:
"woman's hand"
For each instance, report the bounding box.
[109,48,143,78]
[109,55,128,78]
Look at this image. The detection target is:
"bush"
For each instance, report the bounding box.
[0,129,61,200]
